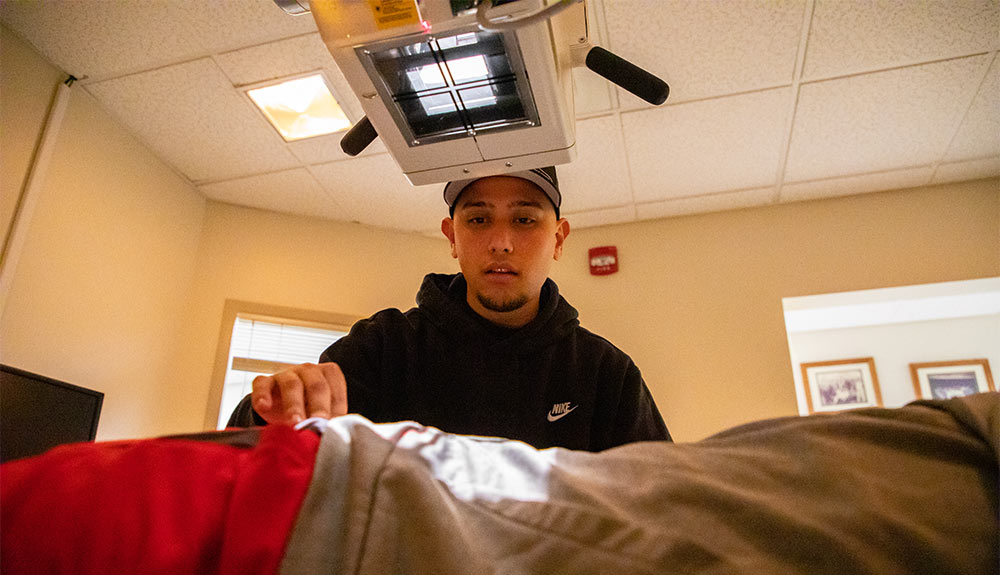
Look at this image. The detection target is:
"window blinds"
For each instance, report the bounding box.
[217,316,348,429]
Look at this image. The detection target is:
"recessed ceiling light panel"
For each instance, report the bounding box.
[245,73,351,141]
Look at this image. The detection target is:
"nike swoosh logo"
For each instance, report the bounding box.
[547,404,578,422]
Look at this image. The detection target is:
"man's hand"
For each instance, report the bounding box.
[251,362,348,424]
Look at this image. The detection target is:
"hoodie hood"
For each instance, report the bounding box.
[415,273,580,352]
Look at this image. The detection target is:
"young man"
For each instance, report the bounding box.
[228,167,670,451]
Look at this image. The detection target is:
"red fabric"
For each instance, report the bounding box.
[218,426,320,575]
[1,425,319,575]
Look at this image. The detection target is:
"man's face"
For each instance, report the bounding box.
[441,176,570,328]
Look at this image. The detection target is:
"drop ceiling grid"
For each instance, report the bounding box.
[636,187,775,221]
[0,1,203,79]
[802,0,1000,82]
[571,0,617,116]
[198,167,348,221]
[621,88,791,204]
[211,32,379,169]
[941,53,1000,163]
[0,0,316,81]
[770,0,819,205]
[212,32,364,119]
[781,167,937,204]
[309,155,444,233]
[2,0,997,235]
[85,58,301,183]
[612,111,639,220]
[287,134,388,166]
[783,55,992,184]
[602,0,806,108]
[558,114,633,213]
[563,204,636,229]
[932,157,1000,185]
[213,32,332,84]
[571,66,617,116]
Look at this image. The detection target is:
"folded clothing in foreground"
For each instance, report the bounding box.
[3,393,998,575]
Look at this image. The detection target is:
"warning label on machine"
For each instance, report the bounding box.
[367,0,420,29]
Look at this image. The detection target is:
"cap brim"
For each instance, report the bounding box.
[444,168,561,213]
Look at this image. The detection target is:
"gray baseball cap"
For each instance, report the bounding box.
[443,166,561,218]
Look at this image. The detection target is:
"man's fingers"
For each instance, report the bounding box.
[320,362,349,417]
[251,375,275,414]
[249,362,349,424]
[273,369,307,423]
[301,363,332,419]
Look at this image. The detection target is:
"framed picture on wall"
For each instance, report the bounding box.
[800,357,882,414]
[909,359,995,400]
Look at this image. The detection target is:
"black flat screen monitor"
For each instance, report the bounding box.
[1,364,104,463]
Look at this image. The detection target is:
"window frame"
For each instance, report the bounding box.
[204,299,358,430]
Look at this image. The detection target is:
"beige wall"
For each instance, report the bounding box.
[1,25,65,253]
[1,26,207,441]
[551,179,999,439]
[180,180,999,441]
[173,202,457,432]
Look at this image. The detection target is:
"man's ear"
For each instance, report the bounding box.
[552,218,570,261]
[441,217,458,259]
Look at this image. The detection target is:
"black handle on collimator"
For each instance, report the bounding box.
[340,115,378,157]
[585,46,669,106]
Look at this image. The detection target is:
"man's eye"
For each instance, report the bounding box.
[467,217,487,225]
[515,217,536,225]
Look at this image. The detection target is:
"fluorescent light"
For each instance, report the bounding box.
[247,74,351,141]
[403,55,496,116]
[364,29,536,143]
[448,55,489,83]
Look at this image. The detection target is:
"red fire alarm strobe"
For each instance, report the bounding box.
[589,246,618,275]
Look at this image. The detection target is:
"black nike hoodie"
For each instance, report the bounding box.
[229,273,670,451]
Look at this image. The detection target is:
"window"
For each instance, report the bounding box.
[207,300,357,430]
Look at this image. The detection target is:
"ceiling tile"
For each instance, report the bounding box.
[288,134,388,166]
[310,155,444,233]
[635,187,774,220]
[5,0,996,234]
[785,56,990,183]
[804,0,1000,81]
[198,168,347,220]
[780,167,934,203]
[603,0,805,108]
[571,0,617,116]
[945,56,1000,162]
[622,89,790,202]
[573,67,617,117]
[86,58,300,182]
[932,157,1000,185]
[564,205,636,229]
[0,0,315,80]
[558,115,632,213]
[213,32,364,121]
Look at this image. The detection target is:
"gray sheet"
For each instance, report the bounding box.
[281,393,999,575]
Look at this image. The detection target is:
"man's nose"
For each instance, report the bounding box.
[488,226,514,254]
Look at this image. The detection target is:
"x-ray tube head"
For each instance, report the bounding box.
[302,0,668,185]
[308,0,582,185]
